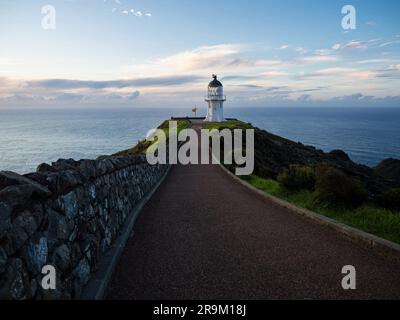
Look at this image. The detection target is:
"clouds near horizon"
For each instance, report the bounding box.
[1,1,400,108]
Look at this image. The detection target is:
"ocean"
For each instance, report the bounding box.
[0,107,399,174]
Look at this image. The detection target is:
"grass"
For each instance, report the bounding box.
[242,175,400,244]
[204,120,254,131]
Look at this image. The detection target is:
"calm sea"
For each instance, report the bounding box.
[0,107,399,174]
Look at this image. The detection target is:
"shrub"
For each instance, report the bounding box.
[277,165,316,191]
[377,188,400,212]
[315,164,368,208]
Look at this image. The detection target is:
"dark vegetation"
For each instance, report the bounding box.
[277,165,316,191]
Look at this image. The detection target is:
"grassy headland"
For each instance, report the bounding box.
[115,119,191,156]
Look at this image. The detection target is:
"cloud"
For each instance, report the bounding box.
[296,67,374,80]
[375,64,400,79]
[1,90,141,105]
[357,59,397,65]
[2,39,400,108]
[336,39,381,50]
[230,92,400,108]
[343,40,368,49]
[298,55,339,63]
[125,44,285,77]
[379,40,400,48]
[27,75,204,90]
[295,47,308,54]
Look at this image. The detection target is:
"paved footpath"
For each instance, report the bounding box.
[108,123,400,300]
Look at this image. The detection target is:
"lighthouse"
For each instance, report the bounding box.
[204,74,226,122]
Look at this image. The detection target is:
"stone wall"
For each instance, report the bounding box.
[0,154,168,299]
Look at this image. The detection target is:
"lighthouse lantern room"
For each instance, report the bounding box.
[204,75,226,122]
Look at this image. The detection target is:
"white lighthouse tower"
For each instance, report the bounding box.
[204,74,226,122]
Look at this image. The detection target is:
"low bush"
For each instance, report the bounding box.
[377,188,400,212]
[277,165,316,191]
[315,164,368,208]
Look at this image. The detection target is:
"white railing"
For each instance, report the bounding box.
[205,95,226,100]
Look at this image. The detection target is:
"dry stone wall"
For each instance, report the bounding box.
[0,154,168,299]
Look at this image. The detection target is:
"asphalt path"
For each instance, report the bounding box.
[108,123,400,300]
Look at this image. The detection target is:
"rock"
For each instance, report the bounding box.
[0,171,29,189]
[70,242,82,266]
[72,258,91,297]
[79,160,97,180]
[0,185,32,211]
[68,225,78,242]
[375,158,400,186]
[0,183,51,212]
[30,279,37,298]
[3,211,38,255]
[45,170,83,194]
[95,160,108,176]
[88,184,96,200]
[51,159,78,171]
[14,211,38,236]
[63,192,78,219]
[0,258,30,300]
[0,247,7,274]
[23,172,49,188]
[59,170,83,190]
[36,163,56,173]
[30,203,45,228]
[0,171,50,194]
[0,201,12,236]
[24,236,48,275]
[48,209,74,250]
[52,244,71,272]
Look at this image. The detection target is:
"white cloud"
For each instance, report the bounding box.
[380,40,400,47]
[343,40,368,49]
[124,44,285,78]
[295,47,308,54]
[262,71,289,77]
[299,55,339,63]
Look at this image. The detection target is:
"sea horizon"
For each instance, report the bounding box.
[1,106,399,174]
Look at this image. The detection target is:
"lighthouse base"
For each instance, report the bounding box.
[204,101,225,122]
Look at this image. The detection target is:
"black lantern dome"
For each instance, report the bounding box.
[208,74,223,88]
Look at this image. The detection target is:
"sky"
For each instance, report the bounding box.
[0,0,399,108]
